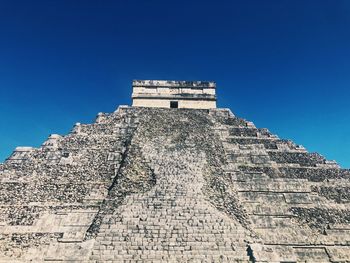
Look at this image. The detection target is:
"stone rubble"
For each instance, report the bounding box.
[0,106,349,262]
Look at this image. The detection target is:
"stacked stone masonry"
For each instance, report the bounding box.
[132,80,217,109]
[0,106,349,262]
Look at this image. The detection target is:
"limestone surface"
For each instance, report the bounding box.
[0,106,349,262]
[132,80,217,109]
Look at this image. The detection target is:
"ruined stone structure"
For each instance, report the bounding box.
[132,80,217,109]
[0,80,349,262]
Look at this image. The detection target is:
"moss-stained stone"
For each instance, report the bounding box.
[312,185,350,203]
[290,207,350,231]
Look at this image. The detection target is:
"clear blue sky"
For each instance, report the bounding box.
[0,0,349,167]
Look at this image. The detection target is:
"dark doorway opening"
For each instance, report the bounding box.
[170,101,178,108]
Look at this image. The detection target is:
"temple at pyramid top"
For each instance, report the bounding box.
[132,80,217,109]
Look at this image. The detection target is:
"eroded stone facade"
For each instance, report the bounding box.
[132,80,217,109]
[0,106,349,262]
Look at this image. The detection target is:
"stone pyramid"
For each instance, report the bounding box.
[1,81,349,262]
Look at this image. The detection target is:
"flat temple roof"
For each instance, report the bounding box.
[132,80,216,89]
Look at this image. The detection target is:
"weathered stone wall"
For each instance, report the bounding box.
[132,98,216,109]
[0,106,349,262]
[212,109,350,262]
[132,80,217,109]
